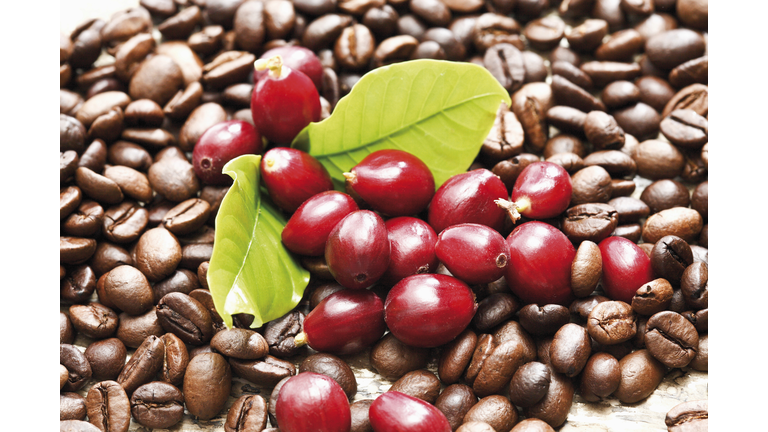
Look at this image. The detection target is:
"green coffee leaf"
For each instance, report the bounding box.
[207,154,310,329]
[292,59,511,189]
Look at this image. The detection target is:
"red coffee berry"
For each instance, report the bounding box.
[599,236,654,303]
[344,149,435,217]
[282,191,359,256]
[275,372,351,432]
[325,210,390,289]
[435,223,509,285]
[381,217,439,287]
[192,120,263,185]
[506,221,576,305]
[251,55,321,144]
[369,391,452,432]
[256,46,324,90]
[496,161,572,223]
[384,274,477,348]
[428,169,509,234]
[260,147,334,213]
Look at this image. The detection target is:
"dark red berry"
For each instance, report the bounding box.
[381,217,439,287]
[435,223,508,285]
[428,169,509,234]
[260,147,334,213]
[496,161,572,223]
[275,372,351,432]
[256,46,324,90]
[192,120,263,185]
[384,274,477,348]
[282,191,359,256]
[251,55,321,144]
[506,221,576,305]
[325,210,390,289]
[301,288,386,355]
[369,391,452,432]
[599,236,654,303]
[344,149,435,217]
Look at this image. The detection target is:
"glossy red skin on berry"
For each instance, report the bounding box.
[260,147,334,213]
[192,120,263,185]
[381,217,439,286]
[275,372,351,432]
[369,391,452,432]
[346,149,435,217]
[384,274,477,348]
[251,65,321,144]
[511,161,572,219]
[256,46,324,90]
[325,210,390,289]
[282,191,359,256]
[435,223,509,285]
[428,169,509,234]
[303,289,386,355]
[599,236,654,303]
[505,221,576,305]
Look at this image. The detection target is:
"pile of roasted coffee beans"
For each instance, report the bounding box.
[60,0,708,430]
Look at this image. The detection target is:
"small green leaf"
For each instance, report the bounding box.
[207,154,310,329]
[292,59,511,189]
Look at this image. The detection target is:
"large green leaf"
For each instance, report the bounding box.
[207,154,310,329]
[292,59,511,189]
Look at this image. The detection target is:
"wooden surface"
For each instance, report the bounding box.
[60,1,708,430]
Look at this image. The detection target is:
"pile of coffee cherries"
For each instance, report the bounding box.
[60,0,708,431]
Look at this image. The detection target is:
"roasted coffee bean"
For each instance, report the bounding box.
[518,304,570,336]
[610,178,636,197]
[102,265,154,315]
[61,392,88,421]
[202,51,257,89]
[157,5,202,40]
[689,333,708,372]
[372,34,419,67]
[129,381,185,429]
[524,16,565,51]
[669,56,708,88]
[642,207,703,244]
[116,308,164,348]
[69,18,106,69]
[61,151,80,183]
[438,329,477,385]
[644,310,698,368]
[523,367,574,428]
[551,61,593,91]
[388,369,441,404]
[152,269,200,302]
[473,13,522,52]
[607,197,649,224]
[75,167,124,206]
[484,43,525,93]
[511,82,553,152]
[102,202,148,244]
[645,29,706,70]
[410,0,451,27]
[480,102,525,163]
[211,328,269,360]
[229,355,295,387]
[180,243,214,270]
[546,105,587,134]
[85,380,131,432]
[156,292,213,345]
[188,25,225,56]
[302,14,354,51]
[362,5,398,39]
[225,394,268,432]
[570,166,613,206]
[681,262,708,310]
[61,237,98,265]
[84,338,127,381]
[611,223,642,243]
[117,335,165,395]
[133,227,181,281]
[508,361,550,408]
[595,29,644,62]
[580,61,642,88]
[635,76,675,113]
[263,310,305,357]
[178,102,228,151]
[550,323,591,377]
[492,153,539,190]
[61,264,98,304]
[601,80,641,109]
[631,278,674,316]
[104,166,153,203]
[638,56,668,83]
[472,293,520,332]
[579,352,620,401]
[164,81,204,120]
[434,384,477,431]
[660,109,708,148]
[583,150,636,177]
[61,344,92,392]
[299,353,357,400]
[543,134,585,159]
[308,282,344,310]
[691,181,708,220]
[562,203,619,245]
[464,395,518,432]
[650,235,694,285]
[335,24,375,70]
[423,27,466,62]
[69,302,119,340]
[411,41,446,60]
[78,140,109,176]
[639,179,690,214]
[161,198,211,236]
[588,301,636,345]
[552,75,606,113]
[184,352,232,420]
[61,312,77,344]
[370,333,429,380]
[457,422,496,432]
[61,89,84,117]
[662,83,708,119]
[550,46,581,66]
[222,83,254,109]
[107,141,153,172]
[157,333,189,387]
[570,295,611,321]
[570,241,602,298]
[666,400,708,432]
[633,139,685,180]
[566,19,608,52]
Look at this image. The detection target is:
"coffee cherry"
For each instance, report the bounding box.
[428,169,509,234]
[344,149,435,217]
[435,223,509,285]
[192,120,263,185]
[381,217,439,286]
[496,161,572,223]
[260,147,334,213]
[275,372,351,432]
[325,210,390,289]
[251,55,321,144]
[369,391,452,432]
[506,221,576,305]
[282,191,359,256]
[384,274,477,348]
[256,46,324,91]
[599,236,654,303]
[298,289,386,355]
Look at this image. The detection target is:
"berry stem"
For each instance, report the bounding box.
[254,55,284,78]
[294,331,308,347]
[342,171,357,184]
[495,197,530,224]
